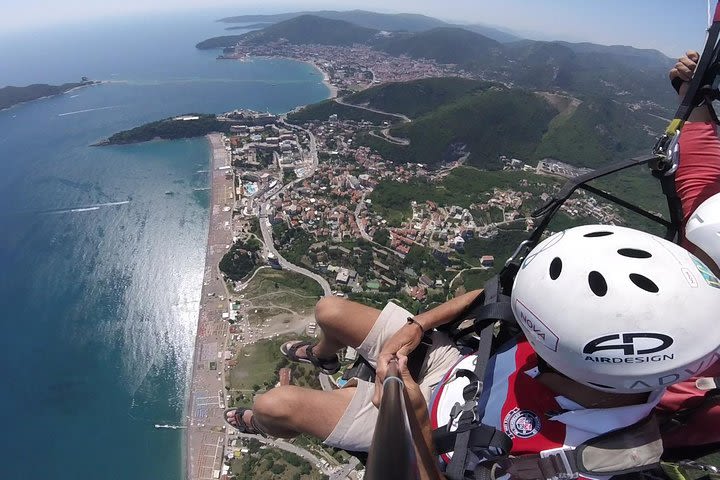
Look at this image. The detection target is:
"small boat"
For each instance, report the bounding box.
[165,191,173,195]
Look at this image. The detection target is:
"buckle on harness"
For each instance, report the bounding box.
[540,447,578,480]
[447,380,482,431]
[448,400,478,430]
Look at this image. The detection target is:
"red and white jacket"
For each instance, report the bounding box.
[659,121,720,446]
[430,337,663,478]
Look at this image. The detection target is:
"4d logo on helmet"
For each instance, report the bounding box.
[583,333,675,364]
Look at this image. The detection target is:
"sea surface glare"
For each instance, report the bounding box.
[0,12,328,480]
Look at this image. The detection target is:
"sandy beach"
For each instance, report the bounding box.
[310,60,339,99]
[185,133,234,480]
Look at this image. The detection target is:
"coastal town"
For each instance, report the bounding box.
[186,44,634,479]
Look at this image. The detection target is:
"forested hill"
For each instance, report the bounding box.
[215,10,520,42]
[94,114,231,145]
[291,77,666,171]
[343,77,491,118]
[0,81,95,110]
[199,15,378,48]
[197,14,673,107]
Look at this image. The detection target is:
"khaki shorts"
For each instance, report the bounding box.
[323,302,463,452]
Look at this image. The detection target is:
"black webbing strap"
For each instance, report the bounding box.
[432,423,512,455]
[530,154,663,246]
[654,171,685,243]
[451,303,514,342]
[445,319,497,480]
[661,387,720,433]
[669,6,720,132]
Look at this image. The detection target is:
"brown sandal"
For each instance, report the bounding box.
[280,340,340,374]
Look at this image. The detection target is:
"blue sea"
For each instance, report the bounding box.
[0,11,328,480]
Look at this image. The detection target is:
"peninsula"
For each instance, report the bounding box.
[0,79,98,111]
[94,114,232,146]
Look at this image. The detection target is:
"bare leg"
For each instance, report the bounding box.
[226,386,356,440]
[292,297,382,360]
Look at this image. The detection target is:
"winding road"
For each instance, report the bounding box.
[259,204,331,297]
[334,96,412,124]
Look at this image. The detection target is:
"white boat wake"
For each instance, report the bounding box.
[43,200,130,215]
[154,424,186,429]
[58,105,120,117]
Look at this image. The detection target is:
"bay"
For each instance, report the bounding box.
[0,11,328,480]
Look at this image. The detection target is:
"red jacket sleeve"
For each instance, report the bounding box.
[676,122,720,227]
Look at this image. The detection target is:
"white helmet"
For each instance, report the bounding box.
[686,192,720,271]
[512,225,720,393]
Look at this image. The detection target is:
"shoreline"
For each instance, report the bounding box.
[227,54,339,100]
[185,133,234,480]
[305,59,338,99]
[184,56,336,479]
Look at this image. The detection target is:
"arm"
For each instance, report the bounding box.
[670,52,720,245]
[374,353,445,480]
[380,289,484,358]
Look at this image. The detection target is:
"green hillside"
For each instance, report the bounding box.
[370,167,562,225]
[217,10,519,42]
[533,97,665,167]
[240,15,377,46]
[196,35,245,49]
[97,114,231,145]
[385,88,557,169]
[218,10,448,32]
[344,77,490,118]
[375,27,502,66]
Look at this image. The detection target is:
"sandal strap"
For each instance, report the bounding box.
[304,344,340,371]
[285,341,339,371]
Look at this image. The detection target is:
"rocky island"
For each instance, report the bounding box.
[0,78,99,110]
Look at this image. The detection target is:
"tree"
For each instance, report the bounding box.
[373,228,390,246]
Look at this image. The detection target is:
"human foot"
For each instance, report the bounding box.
[280,340,340,374]
[224,408,264,435]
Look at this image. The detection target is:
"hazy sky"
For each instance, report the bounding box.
[1,0,713,57]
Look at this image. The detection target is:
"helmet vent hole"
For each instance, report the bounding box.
[588,271,607,296]
[549,257,562,280]
[629,273,659,293]
[618,248,652,259]
[584,231,614,238]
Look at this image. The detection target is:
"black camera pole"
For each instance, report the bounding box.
[365,360,417,480]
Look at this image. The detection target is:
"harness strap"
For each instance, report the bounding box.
[495,449,579,480]
[491,415,663,480]
[432,423,512,456]
[445,319,498,480]
[654,171,684,243]
[452,302,514,342]
[660,386,720,434]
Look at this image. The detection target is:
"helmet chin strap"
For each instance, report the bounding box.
[534,353,650,409]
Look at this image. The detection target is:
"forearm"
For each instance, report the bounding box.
[414,289,483,331]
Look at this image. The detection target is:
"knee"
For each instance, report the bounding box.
[253,386,297,422]
[314,296,347,329]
